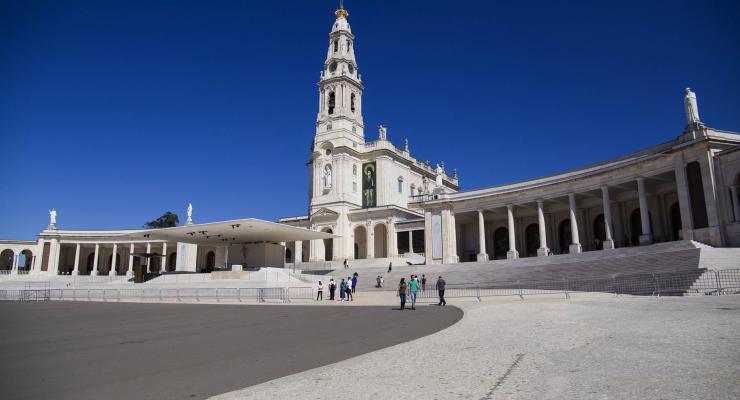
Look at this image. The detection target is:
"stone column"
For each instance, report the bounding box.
[697,151,721,245]
[637,177,653,245]
[568,194,582,253]
[127,243,134,277]
[109,244,118,276]
[506,205,518,259]
[477,209,488,261]
[673,157,694,240]
[387,221,398,257]
[49,238,61,275]
[536,200,549,256]
[92,243,100,276]
[294,241,302,263]
[224,245,230,268]
[423,211,433,264]
[11,254,18,274]
[161,243,167,273]
[730,186,740,223]
[442,209,459,264]
[72,244,81,275]
[408,230,414,254]
[146,243,152,272]
[367,225,375,259]
[601,186,615,249]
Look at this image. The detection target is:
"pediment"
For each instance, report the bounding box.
[310,208,339,219]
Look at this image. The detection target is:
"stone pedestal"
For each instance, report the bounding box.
[602,239,615,250]
[569,243,582,254]
[537,247,549,256]
[507,250,519,260]
[232,264,243,272]
[476,253,489,262]
[639,234,653,246]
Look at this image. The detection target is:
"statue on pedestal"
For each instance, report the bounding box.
[48,208,57,229]
[684,87,701,124]
[403,138,409,152]
[186,203,193,225]
[378,125,387,140]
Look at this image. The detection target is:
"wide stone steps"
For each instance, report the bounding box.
[341,241,739,293]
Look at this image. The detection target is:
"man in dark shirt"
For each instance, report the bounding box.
[436,276,446,306]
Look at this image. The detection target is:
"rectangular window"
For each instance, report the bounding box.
[398,180,403,194]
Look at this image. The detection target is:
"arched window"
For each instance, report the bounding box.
[328,92,335,114]
[333,40,338,52]
[350,93,356,113]
[397,177,404,194]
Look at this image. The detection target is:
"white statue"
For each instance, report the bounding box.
[403,138,409,152]
[378,125,387,140]
[186,203,193,225]
[49,208,57,226]
[422,176,430,194]
[684,87,700,124]
[323,165,333,189]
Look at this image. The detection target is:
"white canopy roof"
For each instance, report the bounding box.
[121,218,334,246]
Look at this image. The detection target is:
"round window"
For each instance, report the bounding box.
[329,62,337,72]
[348,64,354,74]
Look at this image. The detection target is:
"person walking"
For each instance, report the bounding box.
[421,274,427,292]
[376,275,381,288]
[408,274,419,310]
[436,275,446,306]
[388,262,392,273]
[380,276,384,288]
[351,273,358,293]
[316,280,323,301]
[397,278,408,310]
[329,278,336,300]
[344,259,348,269]
[339,279,347,301]
[345,277,353,301]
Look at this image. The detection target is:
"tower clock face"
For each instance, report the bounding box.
[330,62,337,72]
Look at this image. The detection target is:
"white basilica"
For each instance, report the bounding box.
[1,5,740,276]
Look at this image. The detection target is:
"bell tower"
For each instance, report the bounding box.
[315,4,364,145]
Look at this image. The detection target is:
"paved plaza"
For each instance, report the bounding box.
[0,301,462,400]
[213,295,740,400]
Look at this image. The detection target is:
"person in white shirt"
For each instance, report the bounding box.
[316,281,323,301]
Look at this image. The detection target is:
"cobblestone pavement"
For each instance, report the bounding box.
[212,295,740,400]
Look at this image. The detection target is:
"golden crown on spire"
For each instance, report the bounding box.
[335,5,349,19]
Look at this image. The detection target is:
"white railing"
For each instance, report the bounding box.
[0,286,315,303]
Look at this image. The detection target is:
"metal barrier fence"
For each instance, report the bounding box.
[0,286,314,303]
[410,269,740,301]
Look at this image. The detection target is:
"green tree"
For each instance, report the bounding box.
[144,212,179,228]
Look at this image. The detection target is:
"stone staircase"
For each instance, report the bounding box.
[340,241,739,292]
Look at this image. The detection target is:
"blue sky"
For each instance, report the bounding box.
[1,0,739,239]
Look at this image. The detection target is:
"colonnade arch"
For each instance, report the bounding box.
[354,225,367,259]
[492,227,508,259]
[322,228,333,261]
[524,224,539,257]
[558,220,571,253]
[593,214,606,250]
[629,209,653,246]
[373,223,388,258]
[0,249,14,270]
